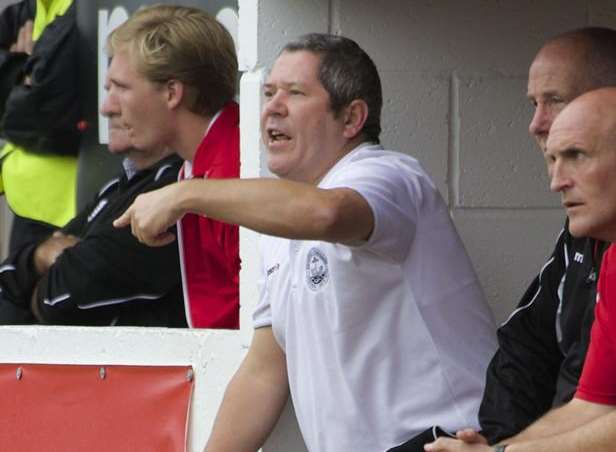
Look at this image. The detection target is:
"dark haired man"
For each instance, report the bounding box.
[116,33,497,452]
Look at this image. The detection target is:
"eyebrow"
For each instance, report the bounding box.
[109,76,129,89]
[528,90,562,100]
[263,81,304,90]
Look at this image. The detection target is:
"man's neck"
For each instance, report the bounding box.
[310,137,369,184]
[170,111,213,162]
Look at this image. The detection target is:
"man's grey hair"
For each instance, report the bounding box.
[282,33,382,144]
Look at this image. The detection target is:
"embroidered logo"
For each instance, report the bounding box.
[267,263,280,277]
[306,248,329,291]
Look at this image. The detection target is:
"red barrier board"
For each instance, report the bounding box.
[0,363,194,452]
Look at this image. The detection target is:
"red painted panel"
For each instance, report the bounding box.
[0,363,194,452]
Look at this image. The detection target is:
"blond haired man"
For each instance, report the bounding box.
[103,5,240,328]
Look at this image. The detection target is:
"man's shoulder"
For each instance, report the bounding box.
[329,144,426,182]
[132,155,182,186]
[347,143,419,164]
[150,155,182,182]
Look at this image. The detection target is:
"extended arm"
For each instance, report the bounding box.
[205,327,289,452]
[115,177,374,246]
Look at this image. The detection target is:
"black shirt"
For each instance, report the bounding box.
[479,219,604,442]
[0,155,187,327]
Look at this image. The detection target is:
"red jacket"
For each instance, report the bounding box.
[177,102,240,328]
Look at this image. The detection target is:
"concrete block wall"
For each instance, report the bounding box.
[242,0,616,324]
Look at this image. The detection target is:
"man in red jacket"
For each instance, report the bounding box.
[101,4,240,329]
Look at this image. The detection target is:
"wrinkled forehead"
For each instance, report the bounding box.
[546,121,582,154]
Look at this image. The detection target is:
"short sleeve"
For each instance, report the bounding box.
[325,153,432,262]
[576,244,616,404]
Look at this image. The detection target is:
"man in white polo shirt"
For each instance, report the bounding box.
[116,33,497,452]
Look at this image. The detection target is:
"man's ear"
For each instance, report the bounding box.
[165,79,184,110]
[342,99,369,140]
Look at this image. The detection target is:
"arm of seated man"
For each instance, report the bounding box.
[29,232,80,322]
[32,231,80,275]
[0,229,80,313]
[0,182,110,313]
[426,360,616,452]
[30,223,181,326]
[426,399,615,452]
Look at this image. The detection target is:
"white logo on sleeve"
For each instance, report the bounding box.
[574,252,584,264]
[306,248,329,291]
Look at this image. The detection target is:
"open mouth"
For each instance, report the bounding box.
[267,128,291,143]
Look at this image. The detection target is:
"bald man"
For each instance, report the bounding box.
[399,28,616,452]
[426,86,616,452]
[477,27,616,444]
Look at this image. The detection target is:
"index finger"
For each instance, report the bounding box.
[113,206,132,228]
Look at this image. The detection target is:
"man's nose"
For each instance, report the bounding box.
[100,93,118,117]
[262,91,288,117]
[549,161,571,193]
[529,104,551,137]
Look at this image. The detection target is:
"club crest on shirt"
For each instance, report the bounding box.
[306,248,329,291]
